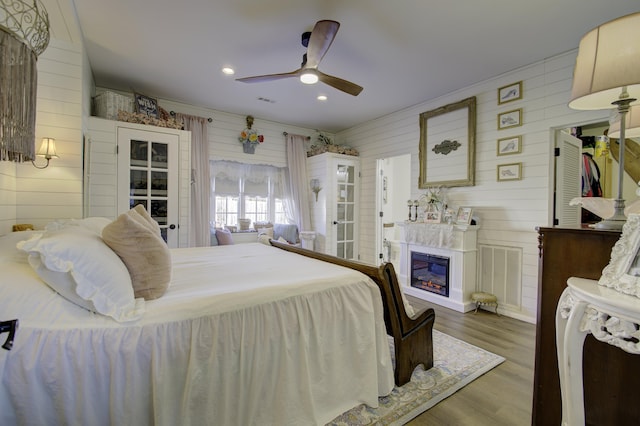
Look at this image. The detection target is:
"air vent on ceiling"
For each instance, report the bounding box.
[257,97,276,104]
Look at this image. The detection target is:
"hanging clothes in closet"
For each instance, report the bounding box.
[581,151,603,223]
[582,152,602,197]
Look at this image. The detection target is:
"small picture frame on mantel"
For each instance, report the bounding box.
[456,207,473,225]
[424,211,442,224]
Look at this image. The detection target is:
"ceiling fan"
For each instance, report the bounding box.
[236,20,363,96]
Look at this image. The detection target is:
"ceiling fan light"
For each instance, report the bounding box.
[300,71,318,84]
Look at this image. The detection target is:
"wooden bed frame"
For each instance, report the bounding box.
[270,240,435,386]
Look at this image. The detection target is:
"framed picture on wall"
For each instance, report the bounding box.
[497,162,523,181]
[498,81,522,104]
[497,135,522,156]
[498,109,522,130]
[418,96,477,188]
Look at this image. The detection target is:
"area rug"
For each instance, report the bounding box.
[328,330,505,425]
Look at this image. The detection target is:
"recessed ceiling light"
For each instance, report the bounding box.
[317,95,327,101]
[222,67,235,75]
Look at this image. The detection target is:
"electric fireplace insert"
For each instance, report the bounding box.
[410,251,449,297]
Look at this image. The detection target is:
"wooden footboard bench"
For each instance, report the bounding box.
[270,240,434,386]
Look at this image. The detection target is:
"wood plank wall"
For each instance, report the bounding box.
[0,38,85,233]
[336,51,611,322]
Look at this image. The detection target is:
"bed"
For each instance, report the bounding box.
[0,220,396,425]
[0,220,394,425]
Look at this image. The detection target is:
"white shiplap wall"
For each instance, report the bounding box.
[155,97,320,168]
[337,51,611,323]
[13,38,85,230]
[0,162,17,235]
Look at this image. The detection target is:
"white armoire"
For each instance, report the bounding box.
[84,117,191,248]
[307,152,360,260]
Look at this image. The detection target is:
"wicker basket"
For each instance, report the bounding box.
[94,91,134,120]
[238,218,251,231]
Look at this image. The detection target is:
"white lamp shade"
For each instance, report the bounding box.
[569,12,640,110]
[36,138,58,159]
[609,104,640,138]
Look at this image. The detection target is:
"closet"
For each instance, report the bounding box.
[84,117,191,248]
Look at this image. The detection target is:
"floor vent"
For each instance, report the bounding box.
[477,244,522,308]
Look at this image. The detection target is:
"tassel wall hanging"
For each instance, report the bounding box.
[0,0,50,162]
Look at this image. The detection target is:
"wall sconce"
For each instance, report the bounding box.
[31,138,58,169]
[310,178,322,201]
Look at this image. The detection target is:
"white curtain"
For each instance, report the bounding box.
[285,134,312,232]
[175,113,210,247]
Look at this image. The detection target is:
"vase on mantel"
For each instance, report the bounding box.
[243,142,256,154]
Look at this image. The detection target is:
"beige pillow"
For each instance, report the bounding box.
[102,207,171,300]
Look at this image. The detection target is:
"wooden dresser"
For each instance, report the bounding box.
[533,227,640,425]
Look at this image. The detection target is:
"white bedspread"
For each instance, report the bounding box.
[0,243,394,425]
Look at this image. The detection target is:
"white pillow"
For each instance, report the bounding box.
[257,234,272,245]
[257,227,274,238]
[18,226,145,322]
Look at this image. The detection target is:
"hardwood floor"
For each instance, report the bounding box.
[406,296,536,426]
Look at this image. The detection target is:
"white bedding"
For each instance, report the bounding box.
[0,239,394,425]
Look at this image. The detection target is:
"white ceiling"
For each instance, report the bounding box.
[62,0,640,132]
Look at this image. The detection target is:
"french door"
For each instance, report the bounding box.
[117,127,179,247]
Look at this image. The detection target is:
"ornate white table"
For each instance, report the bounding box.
[556,277,640,426]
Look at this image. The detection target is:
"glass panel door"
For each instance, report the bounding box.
[117,128,179,247]
[335,162,356,259]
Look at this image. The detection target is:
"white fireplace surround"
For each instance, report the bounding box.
[397,222,478,312]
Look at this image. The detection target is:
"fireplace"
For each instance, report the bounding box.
[397,222,478,312]
[411,252,449,297]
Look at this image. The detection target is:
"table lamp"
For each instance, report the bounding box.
[568,12,640,230]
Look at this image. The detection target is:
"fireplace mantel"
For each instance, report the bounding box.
[397,222,478,312]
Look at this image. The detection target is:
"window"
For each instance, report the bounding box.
[211,161,288,229]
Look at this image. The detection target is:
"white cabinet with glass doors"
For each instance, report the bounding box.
[307,153,360,260]
[84,118,191,248]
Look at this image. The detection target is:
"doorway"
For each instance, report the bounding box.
[375,154,411,268]
[553,120,639,228]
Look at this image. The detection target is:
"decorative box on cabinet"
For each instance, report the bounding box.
[306,153,359,260]
[84,117,191,248]
[533,227,640,425]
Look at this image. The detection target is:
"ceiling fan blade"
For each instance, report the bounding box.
[306,20,340,69]
[236,69,300,83]
[317,70,363,96]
